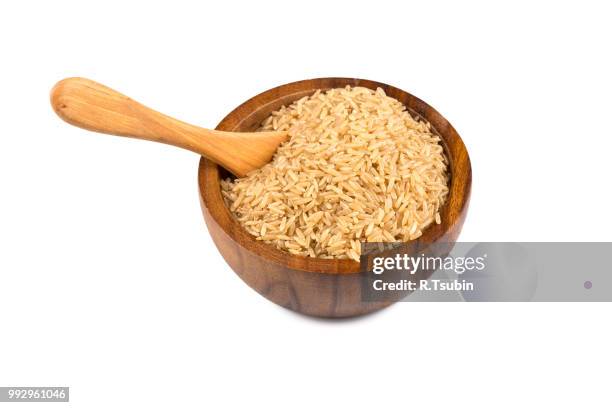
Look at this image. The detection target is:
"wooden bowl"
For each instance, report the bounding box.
[198,78,471,318]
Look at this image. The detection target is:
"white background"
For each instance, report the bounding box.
[1,1,610,407]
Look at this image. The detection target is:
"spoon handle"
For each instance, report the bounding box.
[50,77,287,176]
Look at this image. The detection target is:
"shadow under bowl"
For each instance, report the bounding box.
[198,78,471,318]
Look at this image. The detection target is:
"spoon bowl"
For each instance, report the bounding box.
[199,78,472,317]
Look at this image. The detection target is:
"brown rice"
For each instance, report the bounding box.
[220,86,449,262]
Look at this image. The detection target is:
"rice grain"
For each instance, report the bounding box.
[220,86,449,262]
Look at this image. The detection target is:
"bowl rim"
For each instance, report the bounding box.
[198,77,471,275]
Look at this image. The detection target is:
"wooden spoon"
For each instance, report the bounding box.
[50,77,288,177]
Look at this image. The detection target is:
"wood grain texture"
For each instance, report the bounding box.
[199,78,472,317]
[50,77,287,177]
